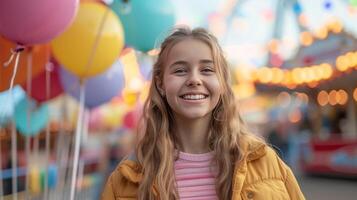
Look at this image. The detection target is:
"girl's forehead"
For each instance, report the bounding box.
[165,38,214,65]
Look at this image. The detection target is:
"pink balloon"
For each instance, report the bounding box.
[89,109,103,131]
[0,0,79,45]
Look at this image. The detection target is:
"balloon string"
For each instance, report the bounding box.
[54,95,68,200]
[8,46,24,91]
[69,83,86,200]
[24,52,33,200]
[43,63,52,200]
[82,7,110,77]
[3,46,25,67]
[67,8,109,197]
[10,47,23,200]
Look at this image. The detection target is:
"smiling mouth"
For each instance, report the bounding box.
[179,94,209,100]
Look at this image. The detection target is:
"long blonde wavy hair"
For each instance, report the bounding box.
[136,27,252,199]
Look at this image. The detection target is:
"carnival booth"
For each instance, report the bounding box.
[254,21,357,177]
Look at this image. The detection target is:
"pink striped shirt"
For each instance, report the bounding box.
[174,151,218,200]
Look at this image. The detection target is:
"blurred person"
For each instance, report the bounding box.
[267,123,288,161]
[101,27,305,200]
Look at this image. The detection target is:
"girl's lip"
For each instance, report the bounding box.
[179,93,209,97]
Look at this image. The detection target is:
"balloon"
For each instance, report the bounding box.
[0,0,79,45]
[40,165,58,190]
[0,37,50,92]
[14,96,49,136]
[59,59,125,109]
[111,0,175,52]
[89,108,103,130]
[123,110,139,130]
[22,62,63,103]
[52,3,125,78]
[137,52,153,81]
[122,88,139,107]
[0,86,25,125]
[30,167,41,194]
[102,103,127,129]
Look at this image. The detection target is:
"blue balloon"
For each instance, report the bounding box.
[14,96,49,136]
[48,165,58,189]
[59,59,125,109]
[40,164,58,190]
[111,0,176,52]
[0,85,26,126]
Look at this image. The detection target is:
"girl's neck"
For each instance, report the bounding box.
[173,115,211,154]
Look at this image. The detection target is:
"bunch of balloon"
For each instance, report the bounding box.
[111,0,176,52]
[0,0,78,198]
[51,2,125,200]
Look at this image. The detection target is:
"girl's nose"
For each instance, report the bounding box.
[186,71,202,86]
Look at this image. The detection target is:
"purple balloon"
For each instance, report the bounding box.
[59,60,125,109]
[0,0,79,45]
[138,54,153,81]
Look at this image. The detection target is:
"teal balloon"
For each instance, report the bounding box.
[0,86,25,126]
[14,96,49,136]
[111,0,176,52]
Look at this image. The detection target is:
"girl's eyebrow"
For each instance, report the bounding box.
[169,59,213,68]
[169,60,189,68]
[200,59,214,64]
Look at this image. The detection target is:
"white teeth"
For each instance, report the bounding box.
[182,94,206,100]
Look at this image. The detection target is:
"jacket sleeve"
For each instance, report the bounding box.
[283,163,306,200]
[101,173,116,200]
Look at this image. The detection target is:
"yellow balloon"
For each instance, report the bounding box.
[102,104,127,128]
[51,2,124,78]
[29,167,41,194]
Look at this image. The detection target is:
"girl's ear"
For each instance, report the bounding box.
[155,76,165,96]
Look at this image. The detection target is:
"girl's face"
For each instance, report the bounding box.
[158,38,222,122]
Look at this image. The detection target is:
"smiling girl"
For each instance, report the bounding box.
[101,27,305,200]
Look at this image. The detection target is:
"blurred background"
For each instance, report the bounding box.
[0,0,356,199]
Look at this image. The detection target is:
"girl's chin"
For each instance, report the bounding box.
[175,111,212,121]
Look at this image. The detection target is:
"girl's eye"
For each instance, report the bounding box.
[174,69,186,74]
[202,67,215,73]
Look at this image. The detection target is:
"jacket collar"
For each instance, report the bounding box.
[118,135,267,183]
[239,135,267,162]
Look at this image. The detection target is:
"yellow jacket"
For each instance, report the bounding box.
[101,136,305,200]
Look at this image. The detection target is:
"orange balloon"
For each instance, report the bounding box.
[0,37,50,92]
